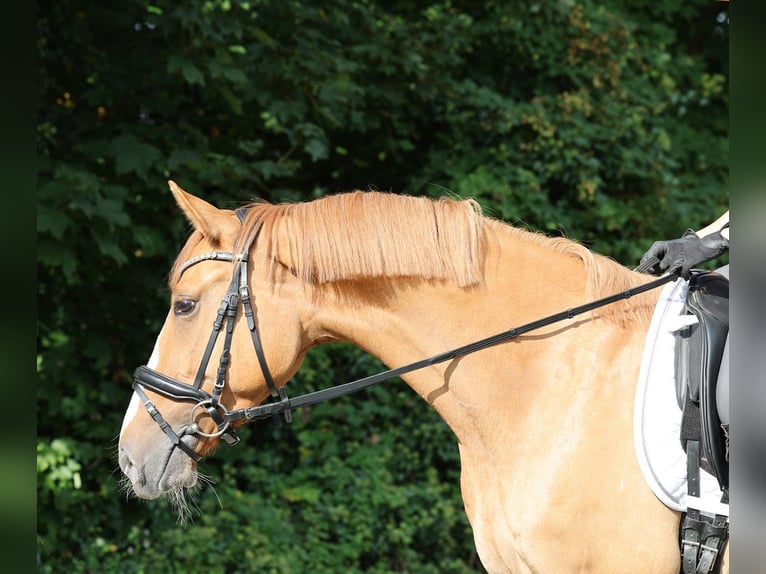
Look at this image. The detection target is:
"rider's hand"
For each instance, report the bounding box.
[640,228,729,279]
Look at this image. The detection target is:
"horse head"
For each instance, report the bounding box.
[118,181,308,501]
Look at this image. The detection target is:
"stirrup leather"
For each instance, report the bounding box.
[680,440,729,574]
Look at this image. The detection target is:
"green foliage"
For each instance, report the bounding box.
[37,439,82,493]
[37,0,727,571]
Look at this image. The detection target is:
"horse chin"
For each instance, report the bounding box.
[119,436,199,500]
[157,447,198,494]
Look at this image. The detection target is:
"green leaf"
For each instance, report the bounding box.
[167,54,206,86]
[168,148,201,170]
[37,239,78,282]
[222,67,247,84]
[37,204,73,239]
[107,134,163,177]
[282,484,321,504]
[97,239,129,265]
[181,63,205,85]
[304,138,329,161]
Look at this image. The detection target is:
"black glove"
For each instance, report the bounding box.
[640,228,729,278]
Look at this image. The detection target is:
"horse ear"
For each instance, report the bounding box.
[168,180,235,244]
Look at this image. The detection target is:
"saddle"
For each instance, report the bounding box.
[675,270,729,490]
[673,269,729,574]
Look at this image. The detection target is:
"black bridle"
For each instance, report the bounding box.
[132,214,675,462]
[132,209,285,462]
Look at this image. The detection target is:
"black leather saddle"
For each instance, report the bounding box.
[674,270,729,491]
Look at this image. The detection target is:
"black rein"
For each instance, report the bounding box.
[203,270,676,425]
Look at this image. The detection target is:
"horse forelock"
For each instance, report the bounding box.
[235,191,487,288]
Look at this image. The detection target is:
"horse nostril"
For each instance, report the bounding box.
[119,446,131,471]
[119,446,144,486]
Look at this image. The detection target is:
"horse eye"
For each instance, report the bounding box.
[173,298,197,316]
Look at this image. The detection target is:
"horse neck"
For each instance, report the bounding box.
[305,222,629,442]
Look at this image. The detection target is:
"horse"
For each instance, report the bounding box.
[118,181,729,573]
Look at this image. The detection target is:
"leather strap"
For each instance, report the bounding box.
[133,384,202,462]
[681,440,729,573]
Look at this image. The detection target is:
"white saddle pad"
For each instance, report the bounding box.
[633,278,727,515]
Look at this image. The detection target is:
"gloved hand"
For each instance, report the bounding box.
[640,228,729,278]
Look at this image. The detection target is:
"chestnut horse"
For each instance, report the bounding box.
[119,181,728,573]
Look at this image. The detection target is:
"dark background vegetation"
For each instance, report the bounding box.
[37,1,728,572]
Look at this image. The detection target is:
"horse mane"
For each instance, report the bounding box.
[231,191,654,324]
[236,191,486,287]
[488,221,656,324]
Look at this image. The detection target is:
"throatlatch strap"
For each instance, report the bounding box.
[236,230,289,426]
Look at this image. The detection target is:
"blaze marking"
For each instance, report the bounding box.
[120,328,164,440]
